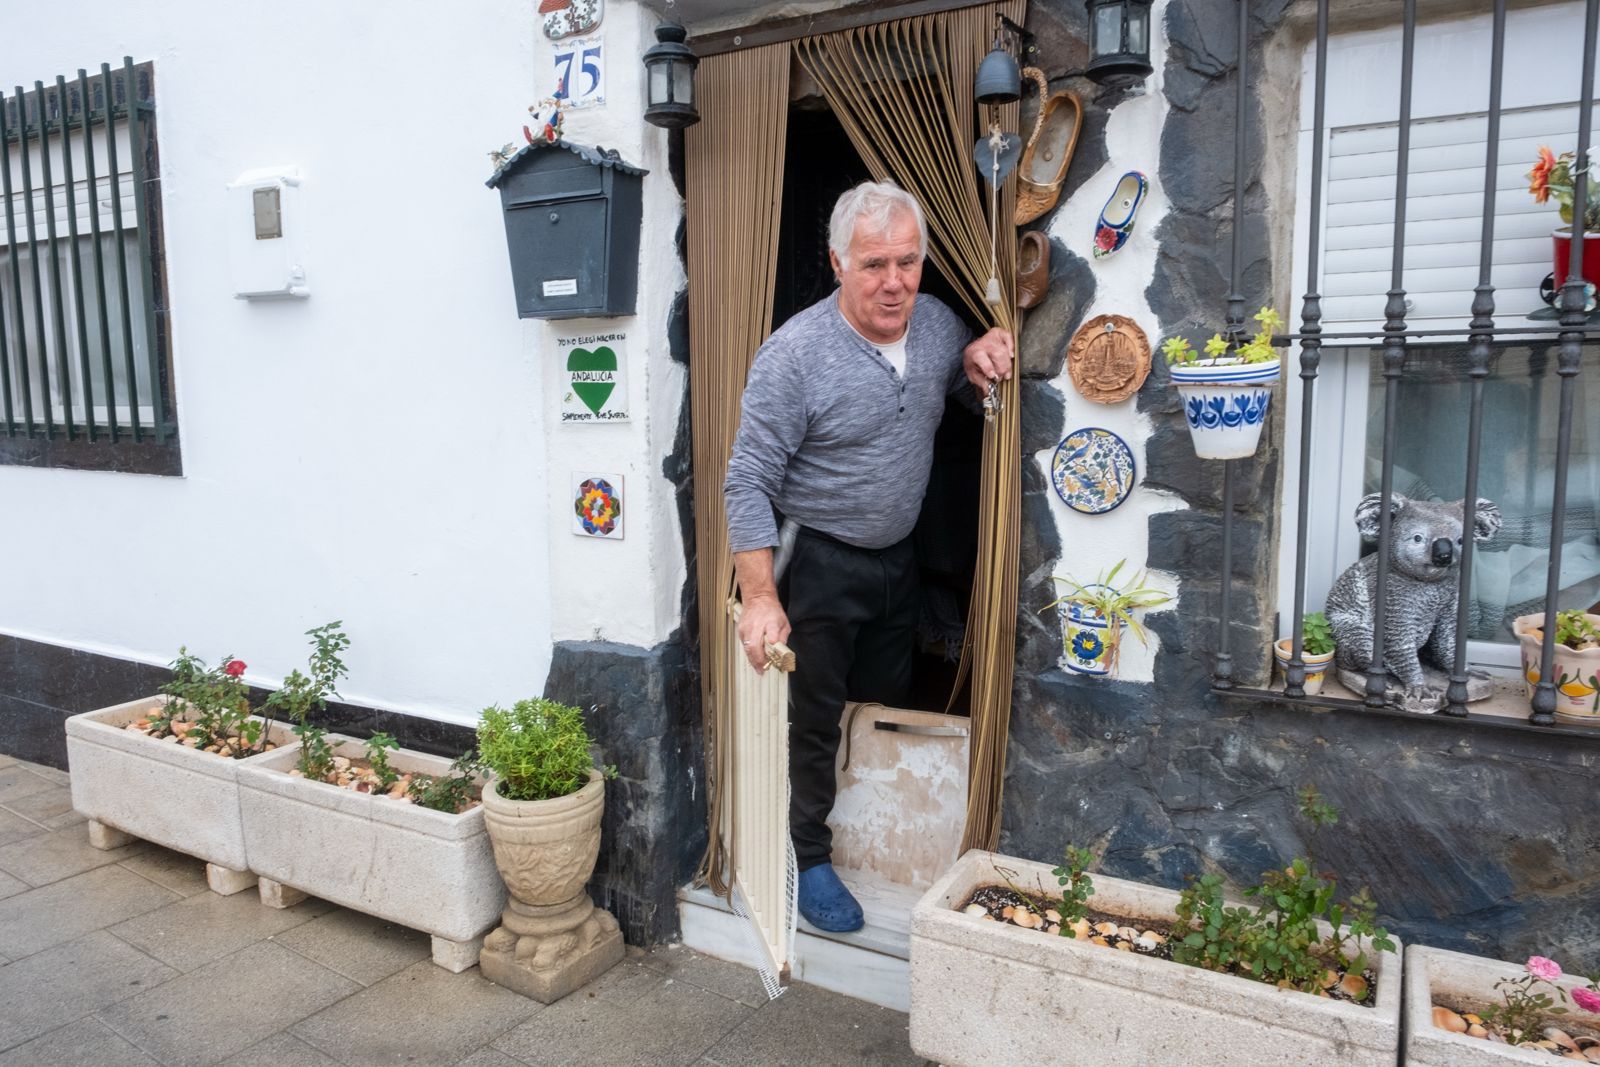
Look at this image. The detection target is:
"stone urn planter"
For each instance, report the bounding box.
[909,850,1402,1067]
[66,695,297,894]
[236,737,504,972]
[478,770,622,1002]
[1513,612,1600,725]
[1404,944,1600,1065]
[1170,357,1282,460]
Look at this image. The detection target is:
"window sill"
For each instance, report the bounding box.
[1215,679,1600,743]
[0,432,182,476]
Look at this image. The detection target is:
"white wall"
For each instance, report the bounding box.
[1037,0,1183,682]
[0,0,686,724]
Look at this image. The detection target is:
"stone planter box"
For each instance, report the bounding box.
[237,737,504,972]
[1405,944,1600,1065]
[66,695,297,893]
[909,850,1402,1067]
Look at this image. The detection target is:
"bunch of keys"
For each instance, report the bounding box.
[982,379,1003,423]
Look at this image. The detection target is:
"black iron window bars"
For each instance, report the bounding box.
[0,58,175,473]
[1215,0,1597,726]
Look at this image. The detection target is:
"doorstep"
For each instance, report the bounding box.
[677,866,917,1012]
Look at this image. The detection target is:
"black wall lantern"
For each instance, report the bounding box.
[643,20,699,129]
[1085,0,1153,88]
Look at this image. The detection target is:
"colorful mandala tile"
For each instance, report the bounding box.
[1051,427,1136,515]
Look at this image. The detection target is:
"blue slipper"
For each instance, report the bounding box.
[797,863,864,932]
[1093,170,1148,259]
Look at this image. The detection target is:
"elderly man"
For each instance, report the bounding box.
[723,181,1013,932]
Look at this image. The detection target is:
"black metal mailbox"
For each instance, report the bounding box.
[487,140,647,320]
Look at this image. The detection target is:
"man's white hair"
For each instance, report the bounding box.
[828,180,928,268]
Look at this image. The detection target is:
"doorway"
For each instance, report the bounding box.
[772,102,984,717]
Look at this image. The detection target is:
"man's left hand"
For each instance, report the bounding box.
[963,327,1015,398]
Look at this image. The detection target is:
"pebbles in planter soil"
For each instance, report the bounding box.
[123,716,278,760]
[958,883,1381,1007]
[286,755,482,813]
[1432,1005,1600,1059]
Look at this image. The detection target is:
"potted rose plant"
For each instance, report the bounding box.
[1407,947,1600,1064]
[1275,610,1336,696]
[66,643,299,895]
[1512,609,1600,726]
[1528,146,1600,298]
[1163,307,1285,460]
[475,698,623,1003]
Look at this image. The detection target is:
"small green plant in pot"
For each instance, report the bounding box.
[1512,608,1600,725]
[1042,559,1171,677]
[1275,610,1337,697]
[475,698,624,1003]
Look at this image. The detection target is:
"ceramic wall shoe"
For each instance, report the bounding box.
[1014,68,1083,226]
[1017,230,1050,309]
[1093,170,1148,259]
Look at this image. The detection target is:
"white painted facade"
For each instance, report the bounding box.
[1037,0,1182,683]
[0,0,684,725]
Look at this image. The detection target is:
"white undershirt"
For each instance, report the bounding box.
[846,321,909,377]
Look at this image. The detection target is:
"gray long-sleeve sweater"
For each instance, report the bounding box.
[724,291,973,553]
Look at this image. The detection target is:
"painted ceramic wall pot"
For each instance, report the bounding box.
[1059,589,1120,675]
[1169,357,1281,459]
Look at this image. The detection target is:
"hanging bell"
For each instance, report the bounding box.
[975,46,1021,106]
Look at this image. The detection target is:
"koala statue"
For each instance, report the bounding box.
[1324,493,1503,712]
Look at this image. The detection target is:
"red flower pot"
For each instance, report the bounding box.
[1552,227,1600,290]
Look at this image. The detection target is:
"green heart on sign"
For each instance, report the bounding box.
[567,346,618,414]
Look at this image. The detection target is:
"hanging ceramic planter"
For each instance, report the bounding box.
[1169,357,1281,459]
[1044,563,1170,678]
[1059,590,1120,675]
[1162,309,1286,460]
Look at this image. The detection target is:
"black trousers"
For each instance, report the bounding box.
[779,527,919,871]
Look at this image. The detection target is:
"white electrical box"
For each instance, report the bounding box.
[227,166,307,299]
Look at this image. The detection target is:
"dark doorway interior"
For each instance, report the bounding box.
[773,103,983,716]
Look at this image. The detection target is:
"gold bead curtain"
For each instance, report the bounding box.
[688,2,1026,894]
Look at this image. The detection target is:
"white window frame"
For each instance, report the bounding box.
[1278,2,1600,674]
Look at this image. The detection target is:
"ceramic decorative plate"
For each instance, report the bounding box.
[1051,428,1136,514]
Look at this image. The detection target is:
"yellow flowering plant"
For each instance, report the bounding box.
[1162,307,1285,366]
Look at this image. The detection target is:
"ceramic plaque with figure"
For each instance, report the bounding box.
[1325,493,1502,712]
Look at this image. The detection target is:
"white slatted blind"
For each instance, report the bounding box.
[1322,104,1595,329]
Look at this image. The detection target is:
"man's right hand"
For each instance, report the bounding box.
[738,592,791,672]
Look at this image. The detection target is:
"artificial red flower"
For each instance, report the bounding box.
[1529,146,1557,204]
[1095,226,1117,252]
[223,659,246,678]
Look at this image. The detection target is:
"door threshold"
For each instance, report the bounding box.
[676,868,921,1012]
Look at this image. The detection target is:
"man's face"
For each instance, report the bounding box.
[830,209,923,345]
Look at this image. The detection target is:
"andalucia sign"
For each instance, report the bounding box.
[559,331,629,423]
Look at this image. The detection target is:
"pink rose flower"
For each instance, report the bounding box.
[1526,956,1562,982]
[223,659,247,678]
[1573,987,1600,1014]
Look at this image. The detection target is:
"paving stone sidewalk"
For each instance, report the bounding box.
[0,756,924,1066]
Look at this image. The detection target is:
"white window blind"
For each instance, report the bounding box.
[1321,103,1595,330]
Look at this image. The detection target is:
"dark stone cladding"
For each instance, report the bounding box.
[1008,0,1600,969]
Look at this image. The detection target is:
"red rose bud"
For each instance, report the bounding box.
[223,660,246,677]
